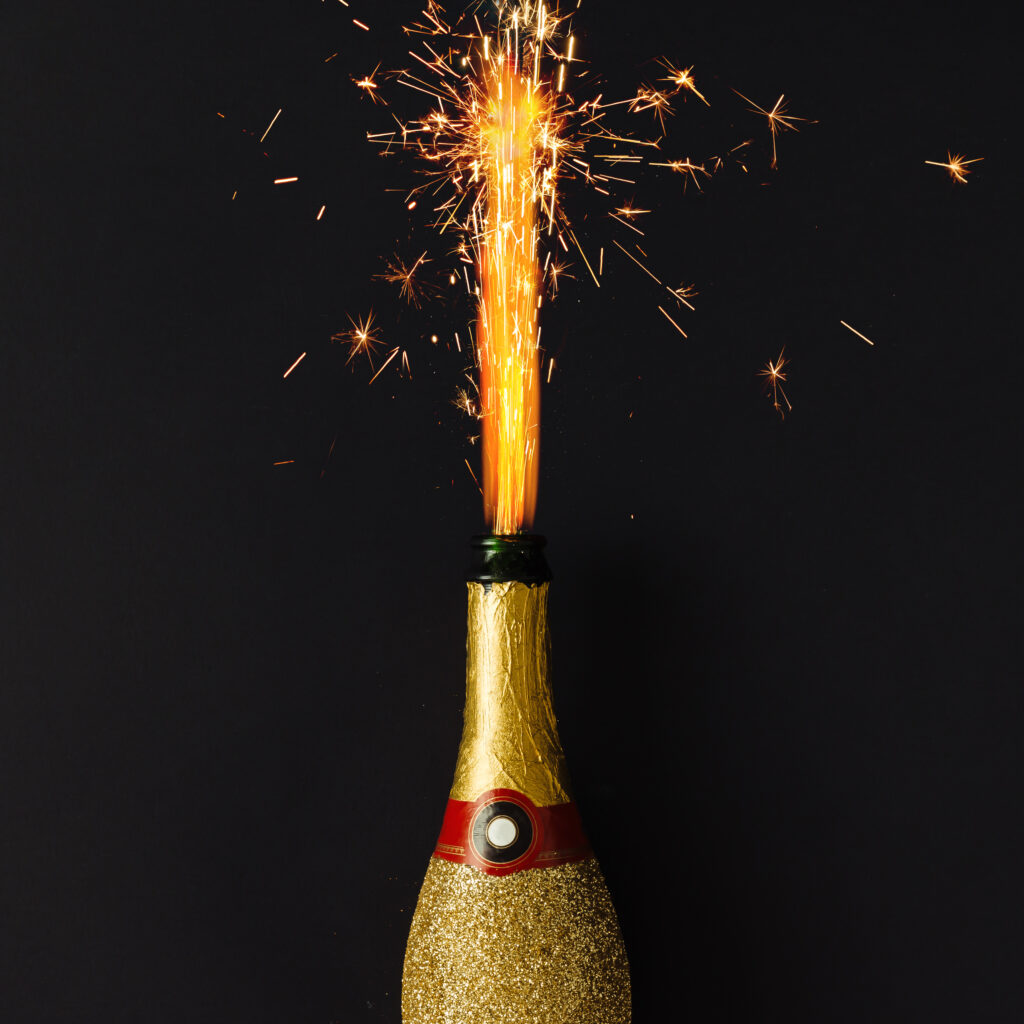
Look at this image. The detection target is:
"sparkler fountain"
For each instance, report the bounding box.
[399,5,631,1021]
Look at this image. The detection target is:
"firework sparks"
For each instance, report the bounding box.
[260,108,282,143]
[377,251,434,306]
[670,282,699,308]
[546,257,574,294]
[453,385,481,419]
[368,346,400,385]
[614,205,651,219]
[337,312,384,366]
[925,151,983,184]
[220,2,821,517]
[651,157,711,191]
[355,2,723,526]
[464,457,483,494]
[657,305,687,338]
[354,65,386,104]
[283,352,307,379]
[659,60,710,106]
[759,348,792,417]
[628,84,674,130]
[840,320,875,346]
[612,238,662,284]
[733,90,809,169]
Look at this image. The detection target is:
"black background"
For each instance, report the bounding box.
[3,0,1020,1021]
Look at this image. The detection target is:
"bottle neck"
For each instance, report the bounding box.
[449,580,572,806]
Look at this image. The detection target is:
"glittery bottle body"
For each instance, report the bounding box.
[402,556,631,1024]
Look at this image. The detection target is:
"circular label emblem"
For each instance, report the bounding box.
[470,798,535,865]
[433,789,592,875]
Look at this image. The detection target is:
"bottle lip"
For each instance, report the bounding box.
[468,534,552,584]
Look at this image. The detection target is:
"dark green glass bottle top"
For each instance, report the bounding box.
[468,534,552,585]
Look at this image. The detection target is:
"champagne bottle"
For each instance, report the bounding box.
[403,535,631,1023]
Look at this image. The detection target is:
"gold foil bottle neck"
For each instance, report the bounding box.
[449,580,572,806]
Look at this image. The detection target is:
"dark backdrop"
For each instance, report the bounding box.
[3,0,1020,1021]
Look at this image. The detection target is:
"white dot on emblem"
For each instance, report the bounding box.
[485,814,519,849]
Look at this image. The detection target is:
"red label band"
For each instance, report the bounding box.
[434,788,592,876]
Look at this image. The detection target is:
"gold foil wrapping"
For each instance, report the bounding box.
[402,857,631,1024]
[450,581,572,806]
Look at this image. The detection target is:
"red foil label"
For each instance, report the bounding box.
[433,788,591,876]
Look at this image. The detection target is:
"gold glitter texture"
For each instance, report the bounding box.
[451,581,572,806]
[402,857,631,1023]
